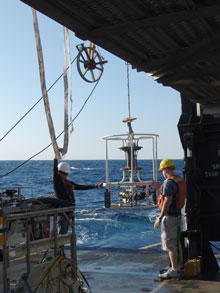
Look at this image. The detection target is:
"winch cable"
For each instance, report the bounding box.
[0,57,77,144]
[32,8,61,159]
[0,78,100,178]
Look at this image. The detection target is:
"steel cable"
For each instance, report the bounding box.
[0,79,100,178]
[0,56,77,143]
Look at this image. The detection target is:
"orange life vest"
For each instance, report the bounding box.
[158,175,186,209]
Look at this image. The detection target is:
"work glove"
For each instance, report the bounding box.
[96,182,103,188]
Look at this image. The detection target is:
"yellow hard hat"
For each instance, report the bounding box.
[159,159,175,171]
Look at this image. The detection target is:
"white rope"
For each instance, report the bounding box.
[64,27,74,134]
[62,27,69,157]
[32,9,61,159]
[139,242,161,250]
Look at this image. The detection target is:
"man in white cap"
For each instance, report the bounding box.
[53,149,102,254]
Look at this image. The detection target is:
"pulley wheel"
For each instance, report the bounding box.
[77,46,106,83]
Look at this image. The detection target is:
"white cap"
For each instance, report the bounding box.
[58,162,70,174]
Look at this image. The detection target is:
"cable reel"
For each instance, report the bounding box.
[76,42,107,83]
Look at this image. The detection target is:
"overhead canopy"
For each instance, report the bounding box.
[20,0,220,106]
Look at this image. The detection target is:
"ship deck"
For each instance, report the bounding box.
[1,245,220,292]
[77,247,220,293]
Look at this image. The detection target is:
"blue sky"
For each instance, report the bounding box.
[0,0,183,160]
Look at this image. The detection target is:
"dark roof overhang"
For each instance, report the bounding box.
[20,0,220,106]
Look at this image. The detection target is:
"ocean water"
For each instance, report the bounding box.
[0,159,184,249]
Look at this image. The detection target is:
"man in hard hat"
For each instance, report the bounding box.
[154,159,184,279]
[53,149,103,254]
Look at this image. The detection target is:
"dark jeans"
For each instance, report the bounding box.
[58,211,73,255]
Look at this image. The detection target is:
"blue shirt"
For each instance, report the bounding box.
[163,179,180,216]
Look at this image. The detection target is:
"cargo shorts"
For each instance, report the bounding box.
[161,215,178,252]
